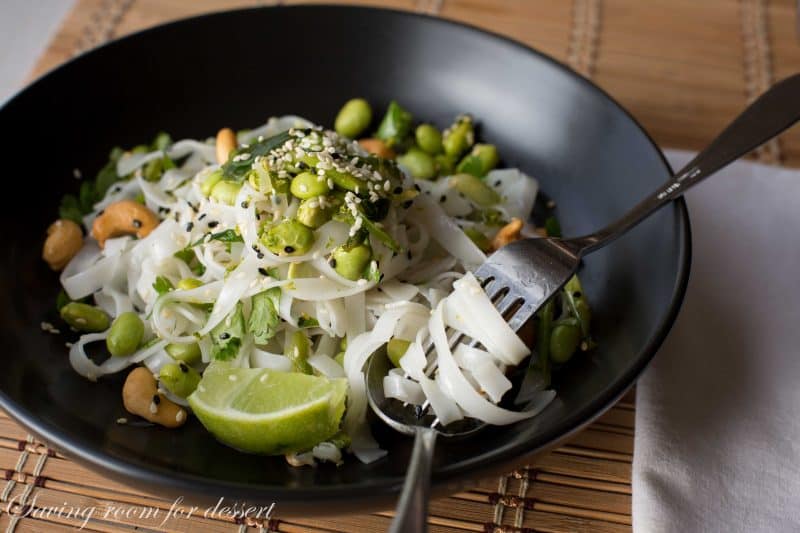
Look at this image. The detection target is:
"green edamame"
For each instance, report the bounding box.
[151,131,172,151]
[165,342,202,364]
[285,330,313,374]
[159,362,201,398]
[435,154,456,176]
[296,198,333,229]
[375,100,413,147]
[549,318,581,364]
[177,278,203,290]
[456,144,499,177]
[463,227,492,252]
[443,115,474,158]
[387,338,410,367]
[200,169,223,196]
[261,219,316,256]
[449,173,501,206]
[331,242,372,281]
[415,124,443,155]
[60,302,110,332]
[106,311,144,357]
[290,172,331,199]
[564,275,591,336]
[334,98,372,139]
[397,147,436,180]
[210,180,242,205]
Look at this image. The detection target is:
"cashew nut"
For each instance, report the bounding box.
[122,367,187,428]
[491,218,523,251]
[91,200,159,248]
[216,127,236,164]
[358,138,395,159]
[42,219,83,271]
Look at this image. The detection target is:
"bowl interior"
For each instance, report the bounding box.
[0,6,688,513]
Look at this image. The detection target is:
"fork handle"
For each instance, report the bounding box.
[389,428,438,533]
[573,73,800,254]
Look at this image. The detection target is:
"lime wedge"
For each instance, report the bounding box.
[188,364,347,455]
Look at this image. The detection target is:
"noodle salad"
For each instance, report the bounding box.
[42,99,593,465]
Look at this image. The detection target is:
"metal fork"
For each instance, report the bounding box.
[368,72,800,533]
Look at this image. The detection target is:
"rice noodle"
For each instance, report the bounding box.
[55,114,551,465]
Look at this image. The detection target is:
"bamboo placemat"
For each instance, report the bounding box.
[3,1,798,531]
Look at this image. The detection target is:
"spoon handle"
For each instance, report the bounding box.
[574,73,800,254]
[389,428,438,533]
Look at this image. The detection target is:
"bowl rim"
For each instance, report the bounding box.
[0,3,692,513]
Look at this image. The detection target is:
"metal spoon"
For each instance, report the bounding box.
[368,72,800,532]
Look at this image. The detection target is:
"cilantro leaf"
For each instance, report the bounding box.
[248,288,281,344]
[210,302,246,361]
[221,130,293,181]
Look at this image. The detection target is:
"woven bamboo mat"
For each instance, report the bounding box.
[3,0,797,531]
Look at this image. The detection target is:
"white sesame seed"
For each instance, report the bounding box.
[175,410,186,423]
[229,375,237,381]
[116,417,128,424]
[149,401,158,414]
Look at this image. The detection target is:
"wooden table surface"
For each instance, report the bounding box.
[1,1,797,532]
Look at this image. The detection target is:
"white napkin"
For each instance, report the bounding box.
[633,149,800,532]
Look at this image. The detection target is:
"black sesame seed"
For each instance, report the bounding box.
[494,180,501,187]
[439,195,446,203]
[573,291,582,298]
[407,251,412,260]
[179,362,189,373]
[414,184,421,191]
[425,190,431,195]
[284,246,295,253]
[297,161,309,170]
[219,332,231,340]
[393,186,403,194]
[256,213,262,220]
[379,273,385,282]
[329,258,337,268]
[402,200,413,209]
[241,201,249,208]
[132,219,142,229]
[112,186,122,193]
[152,395,161,405]
[185,222,194,232]
[198,213,207,220]
[97,209,105,217]
[258,268,269,276]
[257,252,264,259]
[133,305,141,313]
[207,221,219,228]
[187,201,199,213]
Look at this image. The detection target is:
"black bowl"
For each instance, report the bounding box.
[0,5,689,515]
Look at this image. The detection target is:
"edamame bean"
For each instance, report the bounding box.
[285,330,313,374]
[443,115,474,158]
[435,154,456,176]
[331,242,372,280]
[262,219,316,256]
[290,172,332,199]
[549,319,581,363]
[210,180,242,205]
[397,147,436,180]
[200,169,223,196]
[177,278,203,290]
[415,124,443,155]
[106,312,144,357]
[334,98,372,139]
[296,198,333,229]
[159,362,201,398]
[457,144,499,177]
[463,227,492,252]
[564,275,591,336]
[449,173,501,206]
[60,302,110,332]
[165,342,202,364]
[387,338,410,367]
